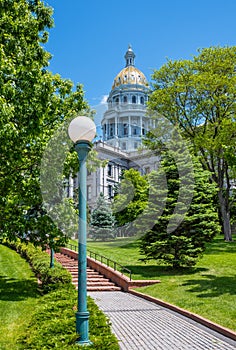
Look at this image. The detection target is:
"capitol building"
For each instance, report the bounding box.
[77,46,157,208]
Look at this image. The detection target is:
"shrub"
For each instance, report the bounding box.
[19,285,119,349]
[4,240,119,349]
[5,240,71,292]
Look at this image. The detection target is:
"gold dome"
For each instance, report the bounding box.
[112,66,149,89]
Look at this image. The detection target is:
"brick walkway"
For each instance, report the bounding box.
[89,291,236,350]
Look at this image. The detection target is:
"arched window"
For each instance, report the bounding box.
[123,96,127,103]
[132,96,136,104]
[140,96,144,104]
[115,97,119,105]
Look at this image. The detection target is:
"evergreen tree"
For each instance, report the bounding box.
[89,193,116,241]
[139,147,220,268]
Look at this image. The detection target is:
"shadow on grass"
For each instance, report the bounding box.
[182,274,236,297]
[0,275,39,301]
[125,265,208,279]
[205,235,236,255]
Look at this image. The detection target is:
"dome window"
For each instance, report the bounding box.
[140,96,144,104]
[132,96,136,104]
[123,96,127,103]
[123,123,128,135]
[115,97,119,105]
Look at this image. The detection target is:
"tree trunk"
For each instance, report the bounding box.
[218,190,232,241]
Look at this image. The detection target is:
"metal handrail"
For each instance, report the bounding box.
[65,243,132,281]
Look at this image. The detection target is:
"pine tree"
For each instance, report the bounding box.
[89,193,116,241]
[139,146,220,268]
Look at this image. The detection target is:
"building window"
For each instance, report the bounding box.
[132,96,136,104]
[107,163,112,177]
[140,96,144,104]
[123,123,128,135]
[87,185,92,200]
[115,97,119,105]
[123,96,127,103]
[108,185,113,199]
[121,142,126,150]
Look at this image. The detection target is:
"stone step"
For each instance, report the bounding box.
[87,281,116,286]
[53,252,121,292]
[72,282,121,292]
[86,286,121,291]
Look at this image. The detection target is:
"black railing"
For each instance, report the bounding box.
[65,243,132,281]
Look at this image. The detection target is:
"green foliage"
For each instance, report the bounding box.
[0,0,88,247]
[139,151,220,268]
[19,285,119,349]
[89,193,116,241]
[1,242,119,349]
[113,168,149,227]
[5,240,72,292]
[148,46,236,241]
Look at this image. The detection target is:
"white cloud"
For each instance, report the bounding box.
[100,95,108,105]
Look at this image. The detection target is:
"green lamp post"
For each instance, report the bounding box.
[68,116,96,345]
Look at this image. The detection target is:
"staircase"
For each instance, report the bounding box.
[54,252,121,291]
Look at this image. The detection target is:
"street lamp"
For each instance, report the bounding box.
[68,116,96,345]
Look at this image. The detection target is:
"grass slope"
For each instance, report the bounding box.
[85,235,236,331]
[0,244,39,350]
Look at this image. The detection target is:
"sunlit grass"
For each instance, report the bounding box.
[0,245,39,350]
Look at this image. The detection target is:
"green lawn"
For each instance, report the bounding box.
[0,245,39,350]
[84,235,236,331]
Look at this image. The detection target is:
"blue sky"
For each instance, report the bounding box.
[45,0,236,123]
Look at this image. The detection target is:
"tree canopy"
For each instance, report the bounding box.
[0,0,88,248]
[148,46,236,241]
[113,168,149,227]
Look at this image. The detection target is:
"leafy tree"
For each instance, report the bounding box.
[139,149,220,268]
[89,193,116,241]
[113,168,149,227]
[0,0,87,248]
[148,46,236,241]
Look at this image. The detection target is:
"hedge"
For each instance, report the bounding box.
[4,240,120,349]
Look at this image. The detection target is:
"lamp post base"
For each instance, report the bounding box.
[75,340,93,347]
[76,311,92,346]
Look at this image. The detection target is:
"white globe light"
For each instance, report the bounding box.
[68,116,96,143]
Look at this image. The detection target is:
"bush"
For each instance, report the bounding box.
[19,285,119,349]
[5,240,71,292]
[4,240,119,349]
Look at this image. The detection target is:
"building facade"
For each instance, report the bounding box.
[86,46,157,208]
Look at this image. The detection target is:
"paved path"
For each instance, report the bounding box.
[89,291,236,350]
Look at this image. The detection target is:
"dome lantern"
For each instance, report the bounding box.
[125,44,135,67]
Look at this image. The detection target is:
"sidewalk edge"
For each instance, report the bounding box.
[129,289,236,341]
